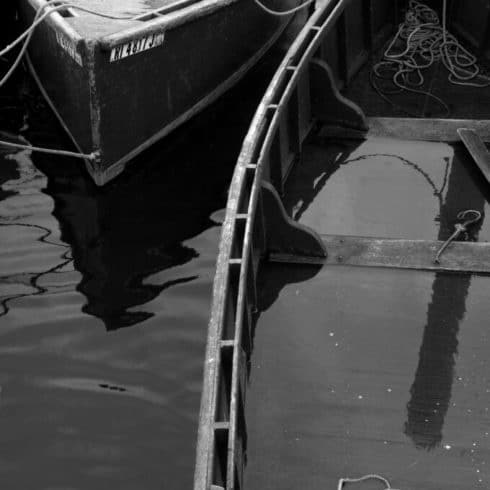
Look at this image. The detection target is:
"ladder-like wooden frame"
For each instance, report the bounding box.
[193,1,399,489]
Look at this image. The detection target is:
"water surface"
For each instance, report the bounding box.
[0,47,285,489]
[245,136,490,489]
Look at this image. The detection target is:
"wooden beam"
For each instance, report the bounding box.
[318,117,490,143]
[457,128,490,184]
[270,234,490,274]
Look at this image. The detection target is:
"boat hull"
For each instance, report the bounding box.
[18,0,295,184]
[195,0,490,488]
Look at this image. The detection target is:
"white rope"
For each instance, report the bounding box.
[0,139,98,160]
[0,0,316,160]
[0,1,135,57]
[372,0,490,116]
[0,0,129,160]
[0,1,73,89]
[0,0,140,90]
[253,0,315,17]
[338,474,400,490]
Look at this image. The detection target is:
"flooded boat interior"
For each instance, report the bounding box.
[250,119,490,490]
[287,0,490,258]
[246,1,490,489]
[195,1,490,489]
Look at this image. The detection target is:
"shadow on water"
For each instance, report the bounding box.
[37,138,224,331]
[275,133,490,452]
[404,146,487,450]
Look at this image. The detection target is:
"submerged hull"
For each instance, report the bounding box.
[19,0,297,184]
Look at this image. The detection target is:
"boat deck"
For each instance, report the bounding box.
[55,0,190,38]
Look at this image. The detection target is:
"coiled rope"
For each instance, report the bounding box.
[371,0,490,117]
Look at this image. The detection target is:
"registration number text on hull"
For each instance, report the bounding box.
[110,33,165,62]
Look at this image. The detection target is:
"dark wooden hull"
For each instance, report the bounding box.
[0,2,18,46]
[19,0,295,184]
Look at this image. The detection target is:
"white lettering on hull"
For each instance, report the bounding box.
[110,33,165,63]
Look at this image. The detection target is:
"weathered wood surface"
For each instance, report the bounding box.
[261,181,327,258]
[458,128,490,184]
[270,234,490,273]
[310,58,367,130]
[195,0,400,487]
[318,117,490,142]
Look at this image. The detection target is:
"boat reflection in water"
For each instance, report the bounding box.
[40,139,222,329]
[33,90,261,330]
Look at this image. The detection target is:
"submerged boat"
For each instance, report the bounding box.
[17,0,300,185]
[195,0,490,489]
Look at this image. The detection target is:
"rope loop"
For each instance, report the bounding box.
[338,474,400,490]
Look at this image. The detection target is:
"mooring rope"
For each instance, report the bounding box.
[0,0,123,160]
[0,1,74,89]
[371,0,490,116]
[338,474,400,490]
[0,139,99,160]
[0,0,149,89]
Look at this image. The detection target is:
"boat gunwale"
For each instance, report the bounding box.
[27,0,84,42]
[99,0,238,49]
[27,0,253,46]
[194,0,367,488]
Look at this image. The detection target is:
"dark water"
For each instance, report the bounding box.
[246,137,490,489]
[0,38,293,488]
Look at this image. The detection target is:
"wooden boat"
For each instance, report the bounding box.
[17,0,300,185]
[195,0,490,489]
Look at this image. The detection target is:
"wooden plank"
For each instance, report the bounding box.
[318,117,490,143]
[270,235,490,274]
[366,118,490,142]
[457,128,490,184]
